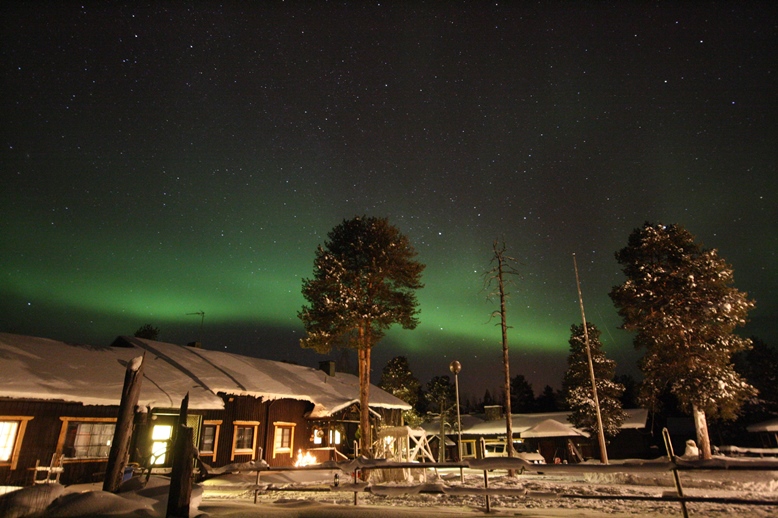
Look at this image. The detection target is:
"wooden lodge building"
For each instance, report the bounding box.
[423,405,651,463]
[0,333,410,486]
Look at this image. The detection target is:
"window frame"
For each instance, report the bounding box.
[230,420,259,460]
[0,416,34,470]
[460,439,477,458]
[199,420,222,458]
[328,428,342,446]
[272,422,296,459]
[57,417,117,462]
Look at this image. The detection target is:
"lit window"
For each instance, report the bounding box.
[273,422,295,458]
[312,428,323,445]
[151,425,172,465]
[0,421,20,462]
[329,429,342,445]
[0,417,33,470]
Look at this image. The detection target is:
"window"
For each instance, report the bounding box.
[1,417,33,470]
[151,425,173,465]
[230,421,259,460]
[186,414,203,451]
[199,421,221,458]
[273,422,295,458]
[0,421,19,462]
[236,426,254,450]
[312,428,324,445]
[461,440,476,458]
[328,428,342,445]
[60,419,116,459]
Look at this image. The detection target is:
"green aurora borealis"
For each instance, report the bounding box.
[1,3,776,397]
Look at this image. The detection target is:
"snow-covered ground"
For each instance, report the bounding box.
[2,458,777,517]
[199,461,778,517]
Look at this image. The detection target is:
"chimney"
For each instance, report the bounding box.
[319,360,336,377]
[484,405,502,421]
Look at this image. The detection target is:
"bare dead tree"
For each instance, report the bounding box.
[484,240,520,464]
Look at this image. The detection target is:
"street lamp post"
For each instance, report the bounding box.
[449,360,463,483]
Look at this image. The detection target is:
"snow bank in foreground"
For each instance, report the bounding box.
[0,476,203,518]
[0,484,64,518]
[584,467,778,493]
[45,491,151,517]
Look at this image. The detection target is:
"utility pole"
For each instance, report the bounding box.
[573,254,609,464]
[450,360,463,483]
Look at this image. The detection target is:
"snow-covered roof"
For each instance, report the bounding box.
[0,333,411,416]
[421,408,647,438]
[621,408,650,429]
[520,418,589,438]
[746,417,778,433]
[463,412,590,437]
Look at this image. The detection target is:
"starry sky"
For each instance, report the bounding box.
[1,3,776,401]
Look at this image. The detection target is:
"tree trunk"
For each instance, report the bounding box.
[365,345,372,455]
[496,249,514,461]
[103,354,144,493]
[358,324,372,457]
[692,404,712,459]
[438,401,447,463]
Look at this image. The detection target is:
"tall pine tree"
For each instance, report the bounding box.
[379,356,422,426]
[733,337,778,423]
[510,374,536,413]
[536,385,561,412]
[299,216,425,456]
[563,322,627,439]
[609,223,756,459]
[425,375,456,462]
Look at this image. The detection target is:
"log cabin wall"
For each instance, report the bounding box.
[1,396,403,484]
[264,398,313,467]
[0,400,118,486]
[214,393,266,467]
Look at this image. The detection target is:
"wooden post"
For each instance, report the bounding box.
[103,354,145,493]
[483,468,491,512]
[167,393,194,518]
[354,468,359,506]
[479,436,490,512]
[573,254,609,464]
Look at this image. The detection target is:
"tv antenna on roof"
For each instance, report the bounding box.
[186,311,205,345]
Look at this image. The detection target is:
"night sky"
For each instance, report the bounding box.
[2,3,776,401]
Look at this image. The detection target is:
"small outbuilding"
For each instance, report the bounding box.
[422,408,650,462]
[746,418,778,448]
